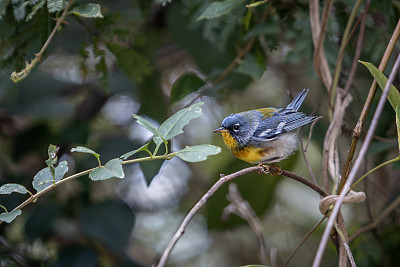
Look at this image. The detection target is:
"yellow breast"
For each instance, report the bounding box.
[221,132,264,163]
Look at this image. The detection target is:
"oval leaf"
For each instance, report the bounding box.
[154,102,204,146]
[132,114,164,140]
[71,3,103,18]
[359,60,400,110]
[0,183,28,195]
[32,161,69,192]
[71,146,99,156]
[176,144,221,162]
[197,0,245,20]
[89,159,124,181]
[170,73,205,104]
[0,209,22,223]
[120,142,151,160]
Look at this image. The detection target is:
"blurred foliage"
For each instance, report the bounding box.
[0,0,400,266]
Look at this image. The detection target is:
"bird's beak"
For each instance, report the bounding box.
[212,127,228,133]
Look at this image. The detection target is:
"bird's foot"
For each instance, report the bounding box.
[269,164,283,175]
[257,163,270,174]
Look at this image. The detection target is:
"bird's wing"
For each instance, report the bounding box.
[253,109,316,140]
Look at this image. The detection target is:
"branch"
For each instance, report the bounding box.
[0,152,176,225]
[340,19,400,191]
[156,165,327,267]
[10,1,74,82]
[222,183,270,266]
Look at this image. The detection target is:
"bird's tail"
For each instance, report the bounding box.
[286,89,309,111]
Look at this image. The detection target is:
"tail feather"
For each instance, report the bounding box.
[286,89,309,111]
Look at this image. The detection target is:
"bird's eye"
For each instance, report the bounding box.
[233,123,240,132]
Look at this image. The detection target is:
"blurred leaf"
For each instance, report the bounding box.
[0,209,21,223]
[236,53,265,80]
[0,183,28,195]
[47,0,64,13]
[120,142,151,160]
[80,200,135,253]
[170,73,205,104]
[89,159,124,181]
[397,106,400,153]
[175,144,221,162]
[25,203,60,241]
[107,42,153,82]
[242,8,252,30]
[197,0,246,20]
[154,102,204,146]
[26,0,45,21]
[140,159,164,185]
[132,114,164,141]
[32,161,69,192]
[48,246,97,267]
[367,141,396,155]
[243,22,280,40]
[241,265,269,267]
[71,3,103,18]
[359,60,400,110]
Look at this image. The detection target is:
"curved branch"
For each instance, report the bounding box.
[156,165,327,267]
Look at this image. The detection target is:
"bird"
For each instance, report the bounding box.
[213,89,318,164]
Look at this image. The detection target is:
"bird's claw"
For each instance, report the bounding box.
[269,164,283,175]
[258,163,270,174]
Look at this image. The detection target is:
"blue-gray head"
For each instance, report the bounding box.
[213,113,253,145]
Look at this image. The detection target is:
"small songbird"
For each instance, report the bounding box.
[213,89,318,164]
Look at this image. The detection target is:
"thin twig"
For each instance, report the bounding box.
[349,193,400,242]
[223,183,270,266]
[283,216,326,267]
[343,0,371,97]
[313,53,400,267]
[10,1,74,82]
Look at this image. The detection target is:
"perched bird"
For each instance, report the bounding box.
[213,89,318,164]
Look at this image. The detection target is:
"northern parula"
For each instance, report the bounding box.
[213,89,318,164]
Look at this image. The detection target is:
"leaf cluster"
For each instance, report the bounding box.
[0,102,220,224]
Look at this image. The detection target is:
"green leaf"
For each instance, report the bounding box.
[0,209,22,223]
[71,146,101,166]
[46,144,59,180]
[106,42,153,82]
[359,60,400,110]
[120,142,151,160]
[132,114,164,140]
[170,73,205,104]
[47,0,64,13]
[89,159,124,181]
[26,0,45,21]
[396,106,400,154]
[71,146,99,156]
[0,183,29,195]
[241,265,269,267]
[197,0,245,20]
[154,102,204,146]
[13,1,29,21]
[32,161,69,192]
[71,3,103,18]
[175,144,221,162]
